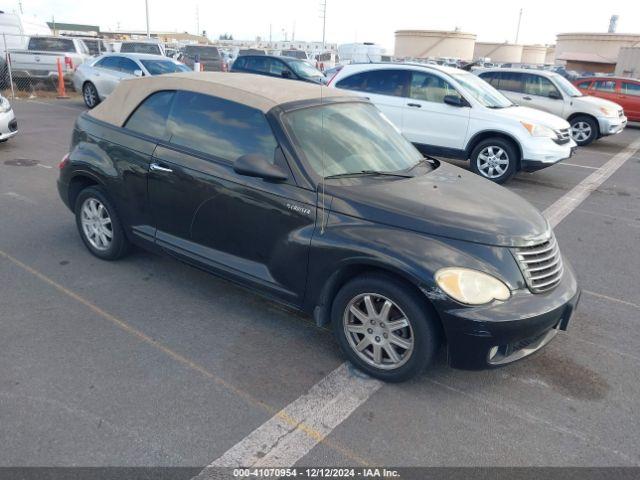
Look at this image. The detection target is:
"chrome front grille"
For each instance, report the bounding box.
[514,235,564,293]
[553,128,571,145]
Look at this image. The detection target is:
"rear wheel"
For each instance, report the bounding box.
[570,115,598,146]
[83,82,100,109]
[74,186,129,260]
[331,274,439,382]
[469,138,518,184]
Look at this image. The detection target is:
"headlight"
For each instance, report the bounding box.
[0,96,10,113]
[435,268,510,305]
[520,122,555,138]
[599,107,616,117]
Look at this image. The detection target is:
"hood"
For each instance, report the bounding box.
[493,106,570,129]
[573,95,623,112]
[327,162,549,247]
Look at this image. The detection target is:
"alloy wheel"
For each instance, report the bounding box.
[80,197,113,251]
[83,84,97,108]
[571,121,592,143]
[477,146,509,179]
[343,293,414,370]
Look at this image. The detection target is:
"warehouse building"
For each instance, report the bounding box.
[394,29,476,61]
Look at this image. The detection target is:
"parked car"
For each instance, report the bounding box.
[0,94,18,142]
[179,45,226,72]
[73,53,190,108]
[330,63,576,183]
[57,72,580,382]
[477,68,627,146]
[8,36,91,83]
[573,76,640,122]
[231,55,326,85]
[118,41,165,56]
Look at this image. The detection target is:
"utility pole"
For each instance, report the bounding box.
[145,0,150,38]
[196,5,200,37]
[515,8,523,44]
[319,0,327,50]
[18,1,23,14]
[269,24,272,44]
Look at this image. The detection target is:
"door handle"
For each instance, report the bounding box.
[522,96,532,101]
[150,162,173,173]
[407,103,422,108]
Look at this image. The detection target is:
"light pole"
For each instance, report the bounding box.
[145,0,150,38]
[515,8,523,44]
[320,0,327,51]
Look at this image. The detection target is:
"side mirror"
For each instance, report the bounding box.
[548,90,561,100]
[133,69,143,77]
[443,95,466,107]
[281,69,293,79]
[233,154,288,181]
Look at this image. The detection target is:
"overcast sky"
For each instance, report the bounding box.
[2,0,639,50]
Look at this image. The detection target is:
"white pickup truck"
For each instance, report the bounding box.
[8,36,91,84]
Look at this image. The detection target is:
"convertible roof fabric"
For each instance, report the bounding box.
[87,72,352,126]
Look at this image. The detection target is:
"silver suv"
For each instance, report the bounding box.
[477,68,627,146]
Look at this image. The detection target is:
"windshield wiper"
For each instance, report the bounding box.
[324,170,413,179]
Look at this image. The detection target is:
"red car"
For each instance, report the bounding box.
[573,77,640,122]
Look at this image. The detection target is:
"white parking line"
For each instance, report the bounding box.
[195,364,381,474]
[194,136,640,474]
[544,137,640,227]
[558,162,599,170]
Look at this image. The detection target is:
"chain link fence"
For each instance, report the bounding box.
[2,33,84,100]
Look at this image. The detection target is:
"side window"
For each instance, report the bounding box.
[335,72,368,91]
[95,57,120,70]
[523,74,560,97]
[118,57,140,74]
[479,72,501,88]
[593,80,616,92]
[124,91,175,140]
[498,72,524,93]
[245,56,269,73]
[167,91,278,163]
[577,80,592,89]
[621,82,640,96]
[268,59,287,76]
[359,70,409,97]
[233,57,246,69]
[28,37,75,52]
[409,72,461,103]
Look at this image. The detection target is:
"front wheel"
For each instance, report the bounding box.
[83,82,100,109]
[469,138,518,184]
[331,274,440,382]
[570,115,598,146]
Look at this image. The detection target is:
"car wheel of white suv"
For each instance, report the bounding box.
[470,138,518,184]
[570,115,598,146]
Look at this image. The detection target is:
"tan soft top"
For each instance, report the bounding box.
[87,72,353,126]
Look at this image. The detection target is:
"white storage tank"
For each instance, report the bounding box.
[615,47,640,78]
[394,30,476,61]
[556,32,640,72]
[521,45,547,65]
[473,42,523,64]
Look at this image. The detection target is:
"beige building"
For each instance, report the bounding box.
[615,47,640,78]
[394,30,476,60]
[473,42,523,63]
[545,45,556,65]
[555,32,640,73]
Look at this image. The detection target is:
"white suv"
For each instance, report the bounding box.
[476,68,627,146]
[329,63,576,183]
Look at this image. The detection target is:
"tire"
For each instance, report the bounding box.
[570,115,598,146]
[469,138,518,184]
[331,274,440,382]
[74,186,129,260]
[82,82,100,109]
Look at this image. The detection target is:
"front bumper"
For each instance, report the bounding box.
[520,137,577,172]
[435,261,580,370]
[598,115,627,136]
[0,109,18,140]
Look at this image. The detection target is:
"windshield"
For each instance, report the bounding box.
[451,72,513,108]
[141,60,190,75]
[283,102,423,178]
[289,60,325,80]
[551,73,583,97]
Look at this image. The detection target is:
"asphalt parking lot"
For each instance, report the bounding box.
[1,98,640,470]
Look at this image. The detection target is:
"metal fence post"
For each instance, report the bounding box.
[3,33,15,100]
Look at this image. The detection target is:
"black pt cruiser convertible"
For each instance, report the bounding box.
[57,72,580,382]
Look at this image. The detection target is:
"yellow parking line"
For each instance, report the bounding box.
[0,248,369,466]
